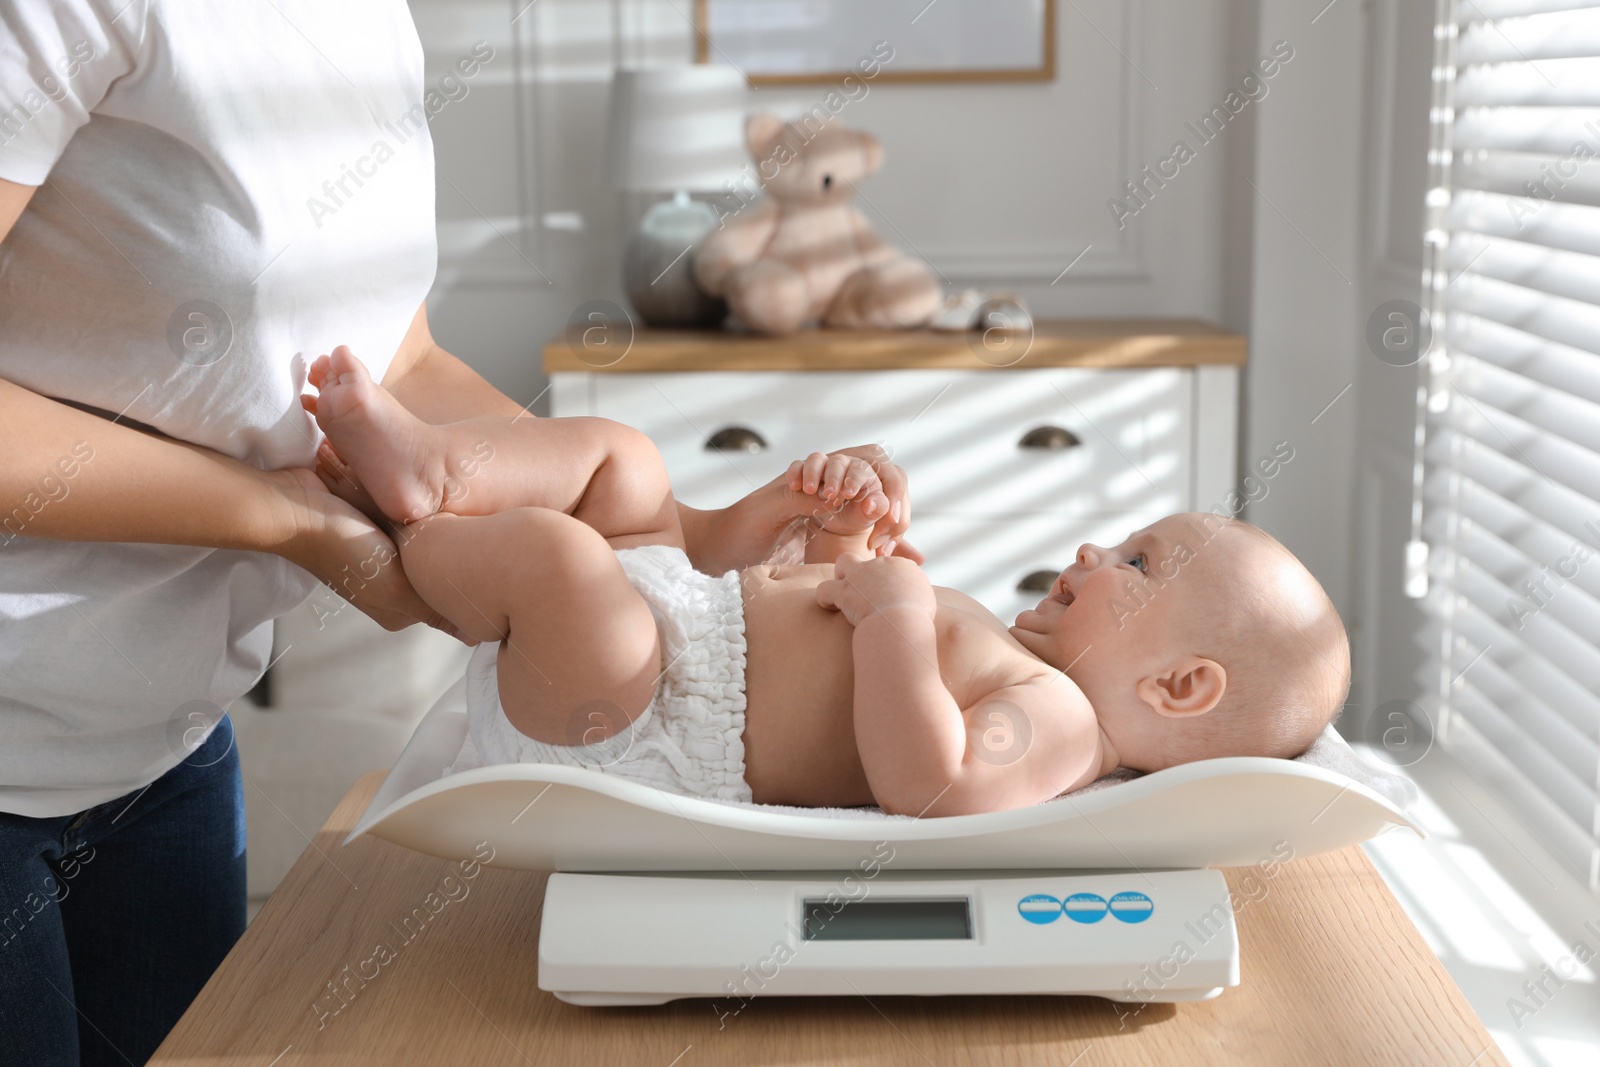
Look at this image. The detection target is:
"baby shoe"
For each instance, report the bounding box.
[974,292,1033,334]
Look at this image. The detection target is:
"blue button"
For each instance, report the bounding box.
[1017,894,1062,924]
[1109,891,1154,923]
[1063,893,1108,924]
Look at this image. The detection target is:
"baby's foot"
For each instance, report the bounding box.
[304,346,448,523]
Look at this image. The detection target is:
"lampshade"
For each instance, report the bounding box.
[605,66,749,193]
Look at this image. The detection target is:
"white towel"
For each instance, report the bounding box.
[443,722,1414,820]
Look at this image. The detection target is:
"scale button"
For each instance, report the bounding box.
[1017,894,1062,924]
[1109,891,1155,923]
[1062,893,1108,924]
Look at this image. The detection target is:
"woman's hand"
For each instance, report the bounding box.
[268,466,475,643]
[308,439,393,528]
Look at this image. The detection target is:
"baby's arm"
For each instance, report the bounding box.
[816,555,1103,817]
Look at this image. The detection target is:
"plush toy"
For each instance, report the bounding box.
[692,114,944,335]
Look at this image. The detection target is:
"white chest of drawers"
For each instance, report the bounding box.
[546,320,1244,625]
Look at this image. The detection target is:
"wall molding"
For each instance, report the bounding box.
[919,244,1147,283]
[1364,0,1425,285]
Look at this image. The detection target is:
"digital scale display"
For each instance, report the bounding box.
[801,897,973,941]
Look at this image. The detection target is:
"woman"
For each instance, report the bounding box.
[0,4,912,1064]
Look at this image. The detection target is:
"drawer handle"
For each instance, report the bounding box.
[1016,569,1060,593]
[705,426,768,453]
[1019,425,1081,450]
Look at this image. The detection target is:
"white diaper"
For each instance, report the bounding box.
[463,544,752,803]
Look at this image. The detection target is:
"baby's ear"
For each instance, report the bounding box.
[1137,656,1226,718]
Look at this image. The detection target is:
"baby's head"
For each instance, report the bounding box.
[1008,512,1348,773]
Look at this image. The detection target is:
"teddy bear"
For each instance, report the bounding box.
[692,114,944,335]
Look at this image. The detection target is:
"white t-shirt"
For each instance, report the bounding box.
[0,0,438,816]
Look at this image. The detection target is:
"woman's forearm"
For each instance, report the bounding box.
[0,376,293,553]
[676,502,718,571]
[383,341,526,423]
[676,499,754,575]
[677,490,797,575]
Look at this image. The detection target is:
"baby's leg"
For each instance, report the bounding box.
[421,413,682,550]
[310,346,681,549]
[397,507,661,743]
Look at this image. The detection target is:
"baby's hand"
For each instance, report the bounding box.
[783,445,921,561]
[785,450,886,530]
[815,553,937,628]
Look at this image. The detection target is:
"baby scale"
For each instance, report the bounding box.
[345,678,1418,1006]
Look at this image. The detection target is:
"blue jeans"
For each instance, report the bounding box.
[0,714,246,1066]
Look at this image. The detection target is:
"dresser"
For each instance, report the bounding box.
[544,319,1245,623]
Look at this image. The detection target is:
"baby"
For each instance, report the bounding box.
[305,347,1350,817]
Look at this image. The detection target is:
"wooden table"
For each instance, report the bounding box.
[152,772,1506,1066]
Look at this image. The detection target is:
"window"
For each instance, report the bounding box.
[1414,0,1600,891]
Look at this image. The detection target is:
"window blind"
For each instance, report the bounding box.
[1418,0,1600,890]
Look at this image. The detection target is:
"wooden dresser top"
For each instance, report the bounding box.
[543,317,1247,373]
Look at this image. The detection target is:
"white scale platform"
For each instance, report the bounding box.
[347,686,1416,1008]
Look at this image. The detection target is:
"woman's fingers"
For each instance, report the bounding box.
[314,445,392,530]
[876,461,910,530]
[312,456,340,495]
[891,538,925,564]
[421,605,478,645]
[869,462,910,546]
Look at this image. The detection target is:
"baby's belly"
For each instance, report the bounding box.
[740,564,877,807]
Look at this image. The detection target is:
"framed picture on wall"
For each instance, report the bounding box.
[693,0,1055,85]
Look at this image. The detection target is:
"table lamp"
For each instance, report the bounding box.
[606,65,749,327]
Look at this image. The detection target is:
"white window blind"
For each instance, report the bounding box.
[1418,0,1600,890]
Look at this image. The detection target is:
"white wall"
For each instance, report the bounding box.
[1235,0,1438,730]
[1237,0,1368,609]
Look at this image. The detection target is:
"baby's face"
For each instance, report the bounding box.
[1011,513,1345,769]
[1008,514,1261,683]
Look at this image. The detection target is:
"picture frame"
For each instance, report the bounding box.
[693,0,1056,85]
